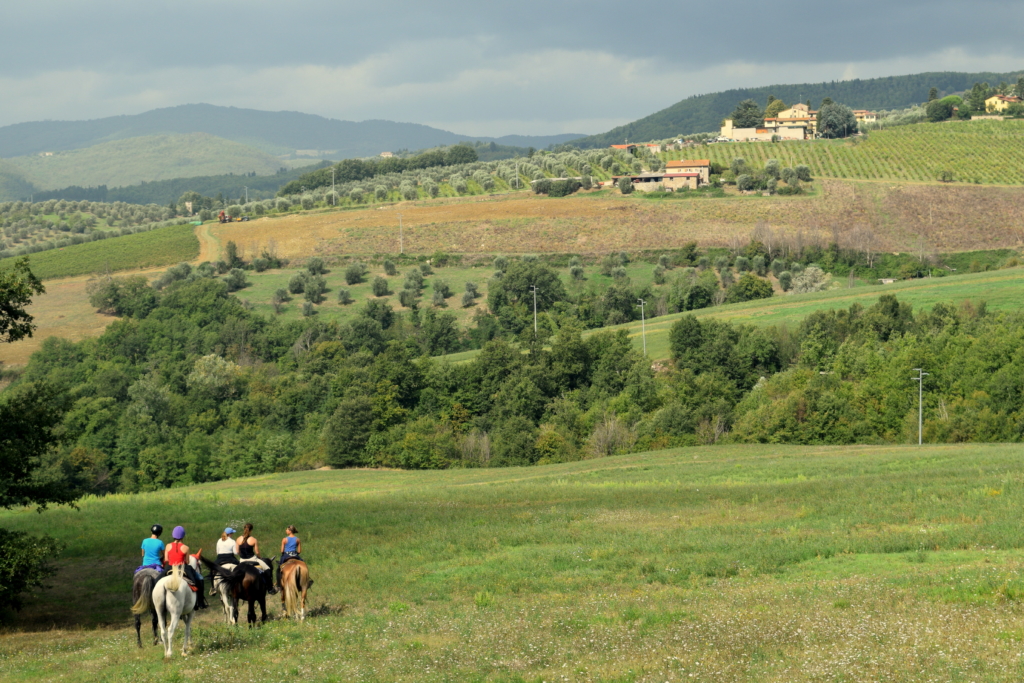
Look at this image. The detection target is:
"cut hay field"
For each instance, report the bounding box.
[212,179,1024,261]
[4,443,1024,681]
[667,120,1024,185]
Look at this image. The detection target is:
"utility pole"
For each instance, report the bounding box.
[912,368,929,445]
[397,213,403,254]
[332,168,336,205]
[637,298,647,355]
[515,160,519,189]
[243,186,248,203]
[530,285,539,336]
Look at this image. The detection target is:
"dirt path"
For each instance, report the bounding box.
[195,222,220,263]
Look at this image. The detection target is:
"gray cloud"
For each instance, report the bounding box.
[2,1,1023,134]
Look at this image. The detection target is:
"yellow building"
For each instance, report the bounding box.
[665,159,711,184]
[986,95,1021,112]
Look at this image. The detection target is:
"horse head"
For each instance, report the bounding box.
[189,549,203,572]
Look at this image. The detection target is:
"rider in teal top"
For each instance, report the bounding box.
[137,524,165,574]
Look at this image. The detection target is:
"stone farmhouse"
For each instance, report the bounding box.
[720,102,876,141]
[665,159,711,184]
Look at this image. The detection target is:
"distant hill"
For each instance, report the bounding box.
[0,133,287,194]
[574,70,1024,147]
[0,104,586,159]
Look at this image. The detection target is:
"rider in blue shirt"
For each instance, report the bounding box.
[137,524,165,574]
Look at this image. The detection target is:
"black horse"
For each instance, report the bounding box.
[129,568,161,647]
[202,556,275,627]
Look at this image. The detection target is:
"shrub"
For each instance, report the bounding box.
[288,273,306,294]
[304,275,326,303]
[464,281,479,297]
[372,276,390,297]
[349,187,364,203]
[770,259,786,276]
[345,262,366,285]
[433,280,452,298]
[611,266,628,281]
[306,257,326,275]
[617,176,634,194]
[734,256,751,272]
[223,268,249,292]
[494,256,508,272]
[374,185,388,201]
[302,301,315,316]
[462,291,476,308]
[419,263,433,276]
[714,255,729,271]
[274,288,290,302]
[404,269,424,292]
[432,289,447,307]
[337,288,353,304]
[778,271,793,291]
[300,195,315,210]
[251,257,269,272]
[383,260,398,276]
[795,165,812,182]
[399,289,418,308]
[726,273,774,303]
[793,266,830,293]
[737,174,754,191]
[570,265,585,281]
[752,255,767,276]
[653,265,666,284]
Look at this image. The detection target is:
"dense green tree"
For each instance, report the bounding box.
[730,99,763,128]
[817,102,858,138]
[0,258,44,343]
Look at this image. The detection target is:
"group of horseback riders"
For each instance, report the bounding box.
[136,522,305,611]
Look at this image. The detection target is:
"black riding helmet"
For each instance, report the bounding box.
[151,524,163,536]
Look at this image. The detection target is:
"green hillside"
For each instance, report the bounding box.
[3,443,1024,680]
[576,70,1024,146]
[1,133,286,194]
[667,119,1024,185]
[0,223,199,280]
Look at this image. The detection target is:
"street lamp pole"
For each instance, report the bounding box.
[637,298,647,355]
[912,368,929,445]
[531,285,538,336]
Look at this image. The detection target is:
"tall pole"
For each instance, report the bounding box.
[912,368,929,445]
[243,186,248,203]
[637,298,647,355]
[516,160,519,189]
[398,213,403,254]
[531,285,538,336]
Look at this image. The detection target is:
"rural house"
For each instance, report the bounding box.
[613,171,701,192]
[665,159,711,184]
[986,94,1021,112]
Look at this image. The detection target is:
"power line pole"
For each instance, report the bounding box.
[912,368,929,445]
[397,213,403,254]
[531,285,539,336]
[637,298,647,355]
[243,186,248,203]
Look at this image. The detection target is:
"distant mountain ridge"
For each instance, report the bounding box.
[574,70,1024,147]
[0,104,585,159]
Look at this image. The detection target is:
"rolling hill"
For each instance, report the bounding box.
[3,443,1024,680]
[0,133,287,194]
[575,70,1024,146]
[0,103,586,159]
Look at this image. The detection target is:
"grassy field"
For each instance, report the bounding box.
[0,133,286,192]
[444,265,1024,363]
[3,443,1024,681]
[665,120,1024,185]
[0,223,199,281]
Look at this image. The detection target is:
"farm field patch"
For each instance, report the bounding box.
[3,443,1024,681]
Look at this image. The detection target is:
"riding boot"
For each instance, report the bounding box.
[197,579,208,609]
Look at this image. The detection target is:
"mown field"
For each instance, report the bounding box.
[3,443,1024,681]
[665,120,1024,185]
[0,223,199,280]
[444,265,1024,363]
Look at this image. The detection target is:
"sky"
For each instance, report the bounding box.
[3,0,1024,136]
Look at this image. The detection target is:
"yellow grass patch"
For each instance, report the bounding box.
[208,181,1024,261]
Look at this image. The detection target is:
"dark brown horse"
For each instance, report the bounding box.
[202,556,274,627]
[130,568,160,647]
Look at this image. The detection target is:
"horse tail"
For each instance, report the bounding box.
[130,573,156,615]
[283,564,298,616]
[166,564,183,592]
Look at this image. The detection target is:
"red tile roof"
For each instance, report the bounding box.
[667,159,710,167]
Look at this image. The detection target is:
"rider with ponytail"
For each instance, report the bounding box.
[277,525,306,589]
[236,523,276,594]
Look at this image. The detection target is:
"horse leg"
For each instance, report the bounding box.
[247,596,257,627]
[153,588,169,657]
[151,611,159,646]
[231,595,240,627]
[165,604,180,659]
[135,613,142,647]
[258,594,267,624]
[182,612,193,655]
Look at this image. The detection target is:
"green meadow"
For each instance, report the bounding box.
[0,223,200,280]
[3,443,1024,681]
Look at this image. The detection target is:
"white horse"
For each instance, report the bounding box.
[211,561,237,624]
[151,553,201,658]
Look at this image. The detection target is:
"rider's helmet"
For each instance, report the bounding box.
[172,526,186,540]
[151,524,163,536]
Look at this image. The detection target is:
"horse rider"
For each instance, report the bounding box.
[167,526,208,609]
[277,525,312,590]
[237,523,276,594]
[137,524,165,575]
[211,527,239,595]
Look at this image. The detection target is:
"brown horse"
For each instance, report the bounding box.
[280,560,312,621]
[130,568,161,647]
[201,555,274,627]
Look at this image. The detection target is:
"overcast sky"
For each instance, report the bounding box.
[3,0,1024,135]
